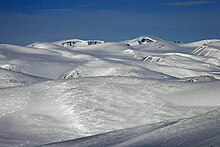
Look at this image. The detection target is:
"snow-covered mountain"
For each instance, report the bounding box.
[0,36,220,147]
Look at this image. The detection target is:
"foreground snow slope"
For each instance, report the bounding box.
[42,108,220,147]
[0,77,218,146]
[0,36,220,146]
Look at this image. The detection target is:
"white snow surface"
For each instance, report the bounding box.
[0,36,220,147]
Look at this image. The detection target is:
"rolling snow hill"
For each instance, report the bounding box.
[0,36,220,147]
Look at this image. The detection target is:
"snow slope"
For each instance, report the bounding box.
[43,108,220,147]
[0,36,220,146]
[0,43,93,79]
[0,68,48,88]
[0,77,216,146]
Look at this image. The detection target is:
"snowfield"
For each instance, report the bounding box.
[0,36,220,147]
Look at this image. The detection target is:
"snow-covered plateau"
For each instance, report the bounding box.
[0,36,220,147]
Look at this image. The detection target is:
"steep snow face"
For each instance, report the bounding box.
[190,41,220,68]
[192,43,220,60]
[136,53,220,79]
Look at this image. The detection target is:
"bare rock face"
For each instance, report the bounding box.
[188,75,216,82]
[61,40,104,48]
[141,56,164,62]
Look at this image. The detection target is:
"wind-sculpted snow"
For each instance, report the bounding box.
[0,36,220,146]
[0,77,214,146]
[59,59,173,79]
[0,43,92,79]
[192,45,220,60]
[0,68,48,88]
[40,109,220,147]
[163,81,220,107]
